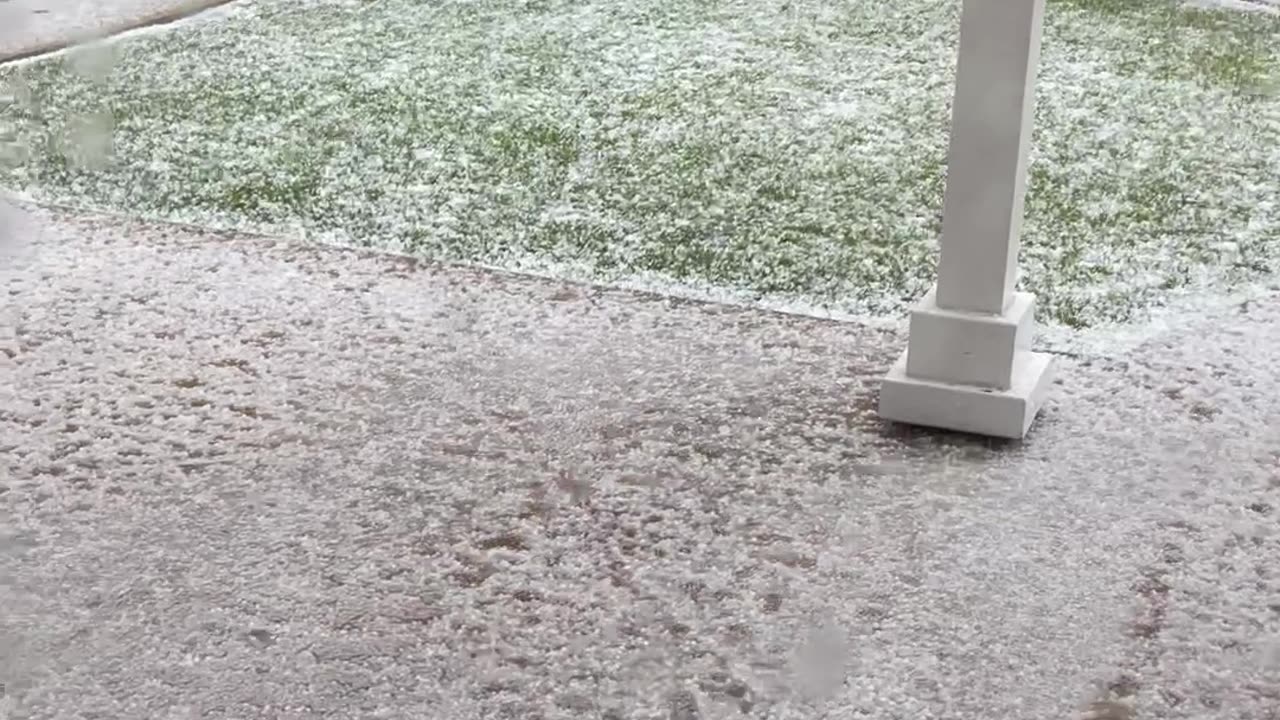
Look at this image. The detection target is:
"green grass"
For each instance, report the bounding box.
[1059,0,1280,92]
[1,0,1279,326]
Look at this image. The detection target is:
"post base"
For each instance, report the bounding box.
[879,349,1055,439]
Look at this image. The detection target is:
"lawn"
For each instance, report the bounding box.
[1,0,1278,326]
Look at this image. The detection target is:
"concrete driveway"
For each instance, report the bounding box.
[2,205,1278,720]
[0,0,234,63]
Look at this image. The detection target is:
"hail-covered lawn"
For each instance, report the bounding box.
[1,0,1278,326]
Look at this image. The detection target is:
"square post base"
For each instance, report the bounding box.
[879,349,1055,439]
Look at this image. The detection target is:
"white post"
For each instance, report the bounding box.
[879,0,1055,439]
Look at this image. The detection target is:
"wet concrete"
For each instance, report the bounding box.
[1,205,1278,720]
